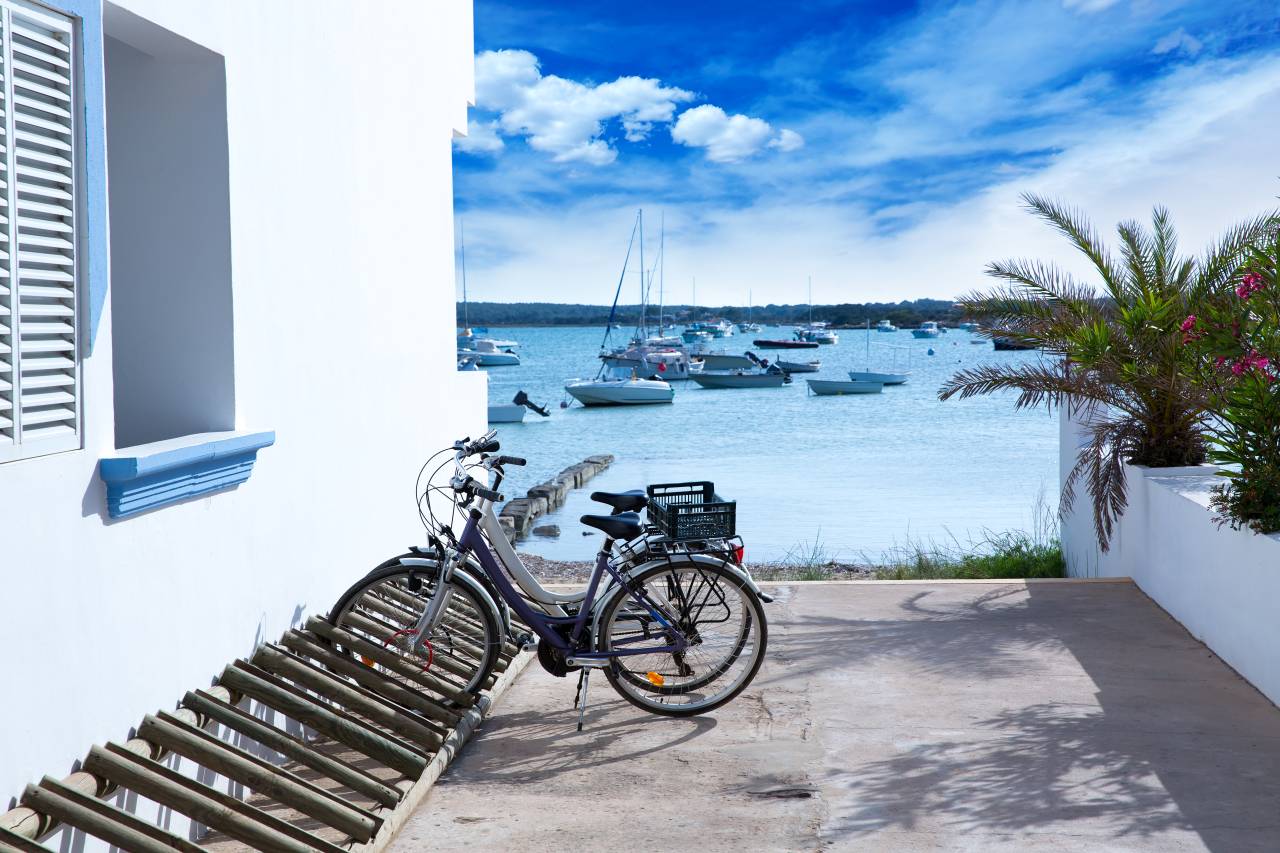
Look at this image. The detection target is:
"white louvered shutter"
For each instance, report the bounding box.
[0,1,77,462]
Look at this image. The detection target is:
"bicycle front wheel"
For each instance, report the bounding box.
[597,561,767,717]
[327,564,502,698]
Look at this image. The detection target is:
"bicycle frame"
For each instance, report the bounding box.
[457,506,689,661]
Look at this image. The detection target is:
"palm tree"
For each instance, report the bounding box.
[940,193,1276,550]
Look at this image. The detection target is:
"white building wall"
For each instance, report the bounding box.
[0,0,485,800]
[1060,407,1280,706]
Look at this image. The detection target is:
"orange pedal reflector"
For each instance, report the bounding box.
[360,655,376,667]
[646,671,665,686]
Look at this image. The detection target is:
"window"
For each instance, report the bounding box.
[104,18,233,449]
[0,1,80,463]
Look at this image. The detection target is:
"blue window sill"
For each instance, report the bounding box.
[99,430,275,519]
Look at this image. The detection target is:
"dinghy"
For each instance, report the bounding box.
[806,379,884,396]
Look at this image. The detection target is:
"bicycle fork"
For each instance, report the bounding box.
[407,553,459,655]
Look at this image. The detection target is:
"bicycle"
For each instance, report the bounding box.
[327,431,769,726]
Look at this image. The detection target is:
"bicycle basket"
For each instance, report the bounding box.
[646,481,736,541]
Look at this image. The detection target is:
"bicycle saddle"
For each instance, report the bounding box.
[580,512,644,541]
[590,489,648,514]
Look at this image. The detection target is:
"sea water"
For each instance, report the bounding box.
[472,326,1059,563]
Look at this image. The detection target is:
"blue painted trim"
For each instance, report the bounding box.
[39,0,108,354]
[99,431,275,519]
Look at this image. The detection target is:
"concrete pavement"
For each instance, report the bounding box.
[389,581,1280,852]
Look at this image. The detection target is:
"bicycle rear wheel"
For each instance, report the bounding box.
[327,564,502,698]
[597,561,767,717]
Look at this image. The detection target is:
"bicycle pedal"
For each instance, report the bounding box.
[514,632,536,652]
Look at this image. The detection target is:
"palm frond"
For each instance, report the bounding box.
[1021,192,1124,296]
[1194,210,1280,299]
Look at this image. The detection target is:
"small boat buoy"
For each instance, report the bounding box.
[560,400,569,409]
[927,347,936,356]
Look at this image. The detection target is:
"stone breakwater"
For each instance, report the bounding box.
[497,454,615,541]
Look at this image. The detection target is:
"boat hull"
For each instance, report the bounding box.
[487,404,526,423]
[777,359,820,373]
[806,379,884,396]
[848,370,909,385]
[458,349,521,366]
[565,379,674,406]
[692,372,788,389]
[911,329,940,339]
[753,339,819,349]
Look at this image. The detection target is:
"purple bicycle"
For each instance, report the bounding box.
[328,431,769,727]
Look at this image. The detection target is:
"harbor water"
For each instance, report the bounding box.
[473,326,1059,563]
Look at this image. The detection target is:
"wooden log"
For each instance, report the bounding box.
[251,645,445,750]
[304,617,475,707]
[181,689,402,809]
[0,824,57,851]
[22,778,201,853]
[0,685,236,841]
[137,713,379,843]
[232,660,433,763]
[217,664,427,778]
[82,745,329,853]
[280,632,461,728]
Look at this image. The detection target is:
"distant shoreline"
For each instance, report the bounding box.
[458,298,966,329]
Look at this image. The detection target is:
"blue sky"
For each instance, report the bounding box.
[454,0,1280,306]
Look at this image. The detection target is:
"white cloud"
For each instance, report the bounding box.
[769,128,805,153]
[467,49,694,165]
[455,119,504,155]
[458,55,1280,306]
[671,105,805,163]
[1153,28,1203,57]
[1062,0,1121,13]
[461,49,801,166]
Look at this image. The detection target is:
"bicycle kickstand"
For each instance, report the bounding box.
[574,669,591,732]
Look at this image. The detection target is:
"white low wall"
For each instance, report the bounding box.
[1060,408,1280,706]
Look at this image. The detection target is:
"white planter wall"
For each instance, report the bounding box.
[1060,407,1280,706]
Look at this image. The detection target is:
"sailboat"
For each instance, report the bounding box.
[795,277,838,344]
[848,320,910,385]
[566,210,676,407]
[456,219,521,365]
[737,290,762,333]
[598,212,696,380]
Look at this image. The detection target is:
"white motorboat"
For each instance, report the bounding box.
[487,404,526,423]
[957,322,978,331]
[601,345,694,380]
[459,338,520,366]
[806,379,884,396]
[565,373,674,406]
[912,321,941,339]
[876,320,897,333]
[777,358,820,373]
[848,370,909,385]
[737,322,762,333]
[457,354,480,371]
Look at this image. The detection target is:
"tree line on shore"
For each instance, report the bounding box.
[458,298,964,328]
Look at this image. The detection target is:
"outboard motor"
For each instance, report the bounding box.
[513,390,551,417]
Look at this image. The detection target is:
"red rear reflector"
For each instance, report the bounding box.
[733,545,745,564]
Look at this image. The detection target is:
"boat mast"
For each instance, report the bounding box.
[808,276,813,327]
[459,218,469,330]
[658,211,665,336]
[638,209,646,340]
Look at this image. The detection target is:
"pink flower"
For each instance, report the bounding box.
[1181,315,1197,333]
[1216,356,1228,368]
[1232,361,1246,376]
[1238,272,1266,299]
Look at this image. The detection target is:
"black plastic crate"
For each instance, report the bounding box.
[646,481,736,541]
